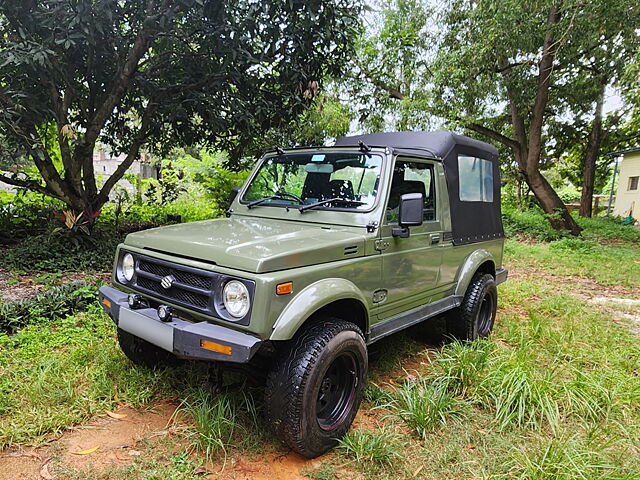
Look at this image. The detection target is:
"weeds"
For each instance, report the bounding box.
[505,434,640,480]
[176,389,263,463]
[337,428,401,465]
[390,378,466,438]
[0,280,100,333]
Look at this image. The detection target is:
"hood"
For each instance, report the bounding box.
[124,216,367,273]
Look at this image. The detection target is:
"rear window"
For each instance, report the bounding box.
[458,155,493,202]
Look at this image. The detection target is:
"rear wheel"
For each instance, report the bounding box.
[265,319,367,458]
[446,272,497,341]
[116,328,178,369]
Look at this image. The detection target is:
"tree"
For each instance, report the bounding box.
[0,0,361,215]
[344,0,434,132]
[432,0,640,234]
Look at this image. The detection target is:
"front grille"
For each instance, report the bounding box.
[136,276,209,309]
[133,255,216,313]
[124,251,255,326]
[139,260,212,290]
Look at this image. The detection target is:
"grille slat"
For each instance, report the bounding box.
[134,256,214,312]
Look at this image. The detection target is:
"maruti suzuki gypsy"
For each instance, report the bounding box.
[99,131,507,457]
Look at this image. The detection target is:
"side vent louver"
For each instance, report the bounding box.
[343,245,359,256]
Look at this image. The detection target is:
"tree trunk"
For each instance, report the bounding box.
[579,81,606,217]
[523,168,582,235]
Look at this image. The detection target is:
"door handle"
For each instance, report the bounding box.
[430,234,440,244]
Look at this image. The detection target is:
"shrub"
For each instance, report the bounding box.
[502,206,569,241]
[2,229,122,273]
[0,281,99,333]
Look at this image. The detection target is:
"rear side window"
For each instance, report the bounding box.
[458,155,493,202]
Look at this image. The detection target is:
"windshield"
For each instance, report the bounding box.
[241,152,383,211]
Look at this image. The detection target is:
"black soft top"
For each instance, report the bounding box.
[335,131,503,246]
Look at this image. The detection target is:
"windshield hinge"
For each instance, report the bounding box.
[366,221,378,233]
[374,239,389,251]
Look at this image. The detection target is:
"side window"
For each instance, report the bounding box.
[386,160,436,223]
[628,176,639,191]
[458,155,493,202]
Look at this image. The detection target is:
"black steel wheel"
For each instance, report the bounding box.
[446,272,498,341]
[265,318,367,458]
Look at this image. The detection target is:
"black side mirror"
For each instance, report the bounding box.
[229,186,241,203]
[392,193,424,238]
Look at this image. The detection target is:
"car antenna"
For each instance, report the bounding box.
[275,147,286,155]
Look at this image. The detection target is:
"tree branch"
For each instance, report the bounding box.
[464,122,520,152]
[95,102,158,206]
[0,172,53,197]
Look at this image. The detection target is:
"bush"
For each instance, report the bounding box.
[502,206,569,241]
[2,229,123,273]
[0,280,100,333]
[0,191,64,241]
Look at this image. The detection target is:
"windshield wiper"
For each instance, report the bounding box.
[298,198,365,213]
[246,193,303,209]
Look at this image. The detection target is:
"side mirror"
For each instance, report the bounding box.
[229,186,241,203]
[392,193,423,238]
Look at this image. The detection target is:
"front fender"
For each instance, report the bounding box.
[454,249,495,297]
[270,278,369,341]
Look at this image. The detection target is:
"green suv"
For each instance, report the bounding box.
[99,131,507,457]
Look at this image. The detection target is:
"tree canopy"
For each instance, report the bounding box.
[0,0,361,214]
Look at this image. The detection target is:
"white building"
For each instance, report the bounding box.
[612,147,640,220]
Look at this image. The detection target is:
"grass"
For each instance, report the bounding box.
[0,215,639,478]
[337,428,401,465]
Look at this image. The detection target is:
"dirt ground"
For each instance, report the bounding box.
[0,400,349,480]
[0,267,110,303]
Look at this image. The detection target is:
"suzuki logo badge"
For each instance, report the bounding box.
[160,275,175,289]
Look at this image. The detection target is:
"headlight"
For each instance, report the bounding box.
[223,280,250,318]
[122,253,135,282]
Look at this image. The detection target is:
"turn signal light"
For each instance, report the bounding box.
[276,282,293,295]
[200,340,233,356]
[101,297,111,309]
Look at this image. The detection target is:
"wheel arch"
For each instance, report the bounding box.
[270,278,369,341]
[454,249,496,297]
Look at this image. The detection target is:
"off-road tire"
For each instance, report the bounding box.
[116,328,178,369]
[446,272,497,341]
[265,319,368,458]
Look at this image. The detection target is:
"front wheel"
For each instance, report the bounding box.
[117,328,179,369]
[446,272,497,341]
[265,319,368,458]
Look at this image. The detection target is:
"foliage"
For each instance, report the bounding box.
[336,428,401,465]
[0,190,65,240]
[176,389,263,461]
[343,0,434,132]
[0,280,99,333]
[0,0,362,213]
[2,228,123,273]
[389,377,467,437]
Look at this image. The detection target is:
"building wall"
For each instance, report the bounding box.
[613,150,640,219]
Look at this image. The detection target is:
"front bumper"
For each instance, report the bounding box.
[98,286,262,363]
[495,268,508,285]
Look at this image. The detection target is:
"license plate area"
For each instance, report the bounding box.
[119,308,174,353]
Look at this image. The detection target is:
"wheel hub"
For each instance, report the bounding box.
[316,352,358,431]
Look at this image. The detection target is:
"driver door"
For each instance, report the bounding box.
[376,157,443,321]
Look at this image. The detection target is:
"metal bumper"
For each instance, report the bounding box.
[98,285,262,363]
[495,268,508,285]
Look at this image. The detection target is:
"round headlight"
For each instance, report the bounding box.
[223,280,250,318]
[122,253,135,282]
